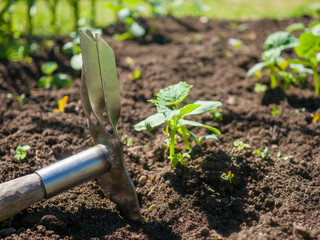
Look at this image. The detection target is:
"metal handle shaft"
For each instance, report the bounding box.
[36,144,112,198]
[0,144,112,221]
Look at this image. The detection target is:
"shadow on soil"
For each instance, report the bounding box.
[17,206,179,240]
[164,149,265,236]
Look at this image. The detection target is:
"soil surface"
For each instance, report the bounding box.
[0,16,320,240]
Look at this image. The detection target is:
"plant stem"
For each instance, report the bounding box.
[181,127,190,151]
[169,128,176,156]
[313,65,319,95]
[270,66,277,88]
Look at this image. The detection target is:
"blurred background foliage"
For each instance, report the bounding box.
[0,0,319,61]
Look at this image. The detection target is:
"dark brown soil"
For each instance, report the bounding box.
[1,16,320,240]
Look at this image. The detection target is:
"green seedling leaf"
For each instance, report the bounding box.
[135,113,166,131]
[221,171,234,183]
[168,152,190,168]
[254,83,268,93]
[179,104,201,116]
[53,74,72,88]
[310,22,320,36]
[228,38,243,48]
[285,23,305,33]
[185,101,222,115]
[134,70,141,80]
[41,61,58,75]
[179,119,221,135]
[289,63,313,74]
[148,204,155,211]
[17,94,26,104]
[271,107,281,115]
[295,32,320,58]
[129,22,145,37]
[38,76,53,89]
[70,54,83,70]
[14,145,31,161]
[135,82,221,168]
[201,134,219,142]
[264,31,299,52]
[156,81,192,106]
[247,62,267,76]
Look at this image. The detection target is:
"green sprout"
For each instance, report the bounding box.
[38,61,72,89]
[135,81,221,168]
[14,145,31,161]
[291,24,320,94]
[271,107,281,116]
[248,31,299,89]
[210,107,223,122]
[230,140,250,159]
[253,148,270,161]
[221,171,234,183]
[16,93,26,104]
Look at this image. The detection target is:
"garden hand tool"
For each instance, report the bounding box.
[0,30,141,222]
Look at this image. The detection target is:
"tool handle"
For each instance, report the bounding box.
[0,173,45,222]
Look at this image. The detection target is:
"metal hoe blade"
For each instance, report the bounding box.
[79,30,141,221]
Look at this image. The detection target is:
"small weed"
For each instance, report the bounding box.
[53,95,68,113]
[221,171,234,183]
[14,145,31,161]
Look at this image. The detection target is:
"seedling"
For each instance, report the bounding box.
[122,135,133,147]
[271,107,281,116]
[230,140,250,158]
[292,29,320,94]
[148,204,155,211]
[14,145,31,161]
[254,83,268,93]
[16,94,26,104]
[135,81,221,168]
[113,7,146,41]
[210,107,223,122]
[248,31,299,89]
[53,95,68,113]
[38,62,72,89]
[220,171,234,183]
[253,148,270,161]
[228,38,243,48]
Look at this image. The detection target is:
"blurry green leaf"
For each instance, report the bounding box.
[247,62,267,76]
[285,23,305,32]
[53,74,72,88]
[179,119,221,135]
[185,100,222,115]
[156,81,192,106]
[70,53,82,70]
[264,31,299,51]
[134,70,141,80]
[41,61,58,75]
[254,83,268,93]
[38,76,53,89]
[129,22,145,37]
[295,32,320,58]
[134,113,166,131]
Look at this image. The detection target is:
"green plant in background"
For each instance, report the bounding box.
[14,145,31,161]
[113,5,146,40]
[247,31,299,89]
[291,24,320,94]
[253,148,270,161]
[135,81,221,168]
[210,107,223,122]
[230,140,250,159]
[38,61,72,89]
[271,107,281,115]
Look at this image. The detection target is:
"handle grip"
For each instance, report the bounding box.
[0,173,45,222]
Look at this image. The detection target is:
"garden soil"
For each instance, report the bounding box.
[0,16,319,240]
